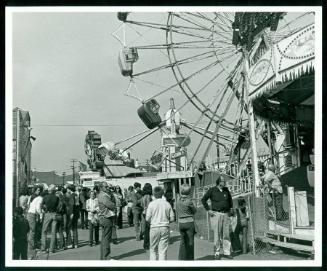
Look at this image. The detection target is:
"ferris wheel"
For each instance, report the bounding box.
[111,11,315,172]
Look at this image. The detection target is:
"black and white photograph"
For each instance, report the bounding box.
[5,6,322,267]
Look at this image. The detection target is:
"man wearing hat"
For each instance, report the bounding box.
[40,184,59,253]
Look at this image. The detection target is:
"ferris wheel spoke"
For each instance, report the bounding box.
[132,50,220,77]
[168,15,233,42]
[179,12,233,43]
[185,12,216,23]
[134,77,181,94]
[174,51,241,85]
[212,14,233,32]
[169,52,242,123]
[136,40,235,50]
[127,19,215,41]
[189,81,232,166]
[220,12,234,23]
[195,12,216,23]
[173,13,217,34]
[147,58,222,101]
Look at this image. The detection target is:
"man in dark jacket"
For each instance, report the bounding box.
[131,182,143,241]
[41,184,59,253]
[201,176,233,260]
[79,188,88,229]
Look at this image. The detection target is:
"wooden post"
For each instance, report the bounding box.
[243,48,261,197]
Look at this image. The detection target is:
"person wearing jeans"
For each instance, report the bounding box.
[26,186,43,259]
[131,182,143,241]
[141,183,153,250]
[41,185,59,253]
[55,190,67,250]
[201,176,233,260]
[66,185,79,249]
[86,191,100,246]
[146,186,174,261]
[176,184,197,260]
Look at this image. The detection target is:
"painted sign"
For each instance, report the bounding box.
[249,59,273,86]
[248,24,315,99]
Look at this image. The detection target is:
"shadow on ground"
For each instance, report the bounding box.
[117,236,135,243]
[113,249,146,260]
[196,255,215,260]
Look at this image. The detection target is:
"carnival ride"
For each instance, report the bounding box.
[109,11,316,255]
[109,11,313,181]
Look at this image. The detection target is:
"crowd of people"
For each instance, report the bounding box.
[13,175,257,261]
[13,183,126,260]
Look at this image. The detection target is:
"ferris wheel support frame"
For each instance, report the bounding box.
[243,48,260,198]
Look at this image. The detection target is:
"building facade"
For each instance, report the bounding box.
[13,107,32,206]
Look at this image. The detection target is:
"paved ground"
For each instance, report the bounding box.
[37,223,307,261]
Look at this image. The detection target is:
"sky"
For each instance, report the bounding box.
[10,10,314,173]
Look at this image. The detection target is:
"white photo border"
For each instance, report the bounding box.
[5,5,323,267]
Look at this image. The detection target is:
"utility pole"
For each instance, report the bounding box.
[71,159,78,185]
[62,172,66,186]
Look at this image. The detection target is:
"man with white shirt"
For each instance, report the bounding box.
[26,185,44,259]
[86,191,100,246]
[146,186,174,261]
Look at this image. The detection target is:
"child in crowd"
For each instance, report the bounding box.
[13,207,30,259]
[231,197,249,254]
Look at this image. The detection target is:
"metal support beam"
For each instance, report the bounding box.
[243,48,261,197]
